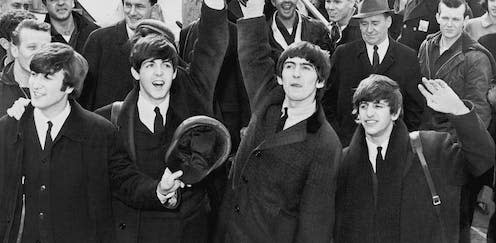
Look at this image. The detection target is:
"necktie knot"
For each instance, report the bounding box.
[154,107,164,133]
[372,45,380,70]
[373,45,378,51]
[376,146,383,161]
[276,107,288,132]
[330,22,342,44]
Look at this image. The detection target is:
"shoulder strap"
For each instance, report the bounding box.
[110,101,123,126]
[409,131,447,243]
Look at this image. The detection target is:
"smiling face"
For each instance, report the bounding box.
[489,0,496,18]
[436,2,467,41]
[277,57,323,106]
[132,58,177,105]
[272,0,298,20]
[12,28,52,74]
[123,0,153,30]
[45,0,74,22]
[358,13,391,46]
[29,70,73,117]
[357,100,400,141]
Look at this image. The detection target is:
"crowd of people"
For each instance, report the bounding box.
[0,0,496,242]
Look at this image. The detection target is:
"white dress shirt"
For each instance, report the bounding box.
[365,137,390,173]
[365,37,389,66]
[281,98,317,130]
[137,92,170,133]
[34,102,71,149]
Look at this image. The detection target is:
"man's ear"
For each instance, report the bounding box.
[64,86,74,95]
[392,107,401,121]
[277,76,283,85]
[0,38,9,51]
[131,67,140,80]
[316,80,324,89]
[11,43,19,59]
[172,69,177,79]
[435,12,441,25]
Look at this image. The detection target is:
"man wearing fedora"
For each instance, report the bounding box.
[94,0,228,242]
[322,0,425,146]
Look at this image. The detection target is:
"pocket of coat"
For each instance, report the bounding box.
[272,209,297,241]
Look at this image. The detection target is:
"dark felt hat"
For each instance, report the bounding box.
[164,116,231,185]
[353,0,393,19]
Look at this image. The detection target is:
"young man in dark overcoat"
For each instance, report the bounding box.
[334,75,495,243]
[215,0,342,242]
[95,0,228,242]
[0,43,184,243]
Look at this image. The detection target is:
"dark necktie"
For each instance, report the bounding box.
[373,45,380,70]
[44,121,53,151]
[376,146,384,176]
[154,107,164,133]
[276,107,288,133]
[330,22,342,44]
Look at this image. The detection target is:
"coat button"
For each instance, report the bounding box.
[119,223,126,229]
[40,185,46,191]
[234,205,240,213]
[41,158,47,164]
[39,212,44,220]
[242,175,248,183]
[254,150,262,157]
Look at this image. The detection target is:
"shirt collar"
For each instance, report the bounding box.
[365,37,389,64]
[34,101,71,143]
[137,91,170,133]
[281,97,317,130]
[365,136,390,173]
[481,13,496,28]
[126,24,134,40]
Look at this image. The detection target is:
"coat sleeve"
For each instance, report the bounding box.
[295,133,342,242]
[426,103,495,183]
[462,51,492,128]
[187,3,228,115]
[402,49,425,131]
[79,29,101,111]
[237,16,279,109]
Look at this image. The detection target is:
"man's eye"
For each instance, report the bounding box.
[144,63,153,68]
[359,103,368,109]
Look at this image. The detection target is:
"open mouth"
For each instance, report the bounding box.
[364,120,378,124]
[281,2,294,11]
[31,90,45,98]
[152,80,165,88]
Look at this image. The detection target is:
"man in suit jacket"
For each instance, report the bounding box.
[267,0,333,60]
[324,0,362,45]
[216,0,342,242]
[42,0,99,54]
[79,0,157,111]
[0,43,184,243]
[334,74,494,243]
[95,1,228,241]
[322,0,425,146]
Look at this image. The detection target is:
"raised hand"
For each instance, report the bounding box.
[418,77,469,115]
[204,0,226,10]
[157,168,185,196]
[239,0,265,18]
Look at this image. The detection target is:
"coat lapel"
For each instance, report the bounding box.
[117,88,139,162]
[256,121,307,151]
[376,39,396,74]
[115,20,131,56]
[356,41,374,74]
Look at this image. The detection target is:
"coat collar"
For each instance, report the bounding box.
[354,37,397,74]
[114,20,132,55]
[116,86,139,161]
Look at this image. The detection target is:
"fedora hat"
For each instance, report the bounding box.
[353,0,393,19]
[164,116,231,184]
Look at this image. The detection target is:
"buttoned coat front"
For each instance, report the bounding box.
[216,17,342,243]
[323,38,425,146]
[0,101,164,243]
[95,5,229,242]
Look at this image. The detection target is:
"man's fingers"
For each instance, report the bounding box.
[170,170,183,180]
[434,79,448,89]
[418,84,433,100]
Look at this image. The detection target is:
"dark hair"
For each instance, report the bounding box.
[30,43,88,99]
[0,10,36,41]
[129,34,178,73]
[352,74,403,116]
[276,41,330,83]
[11,19,50,45]
[121,0,157,6]
[438,0,471,18]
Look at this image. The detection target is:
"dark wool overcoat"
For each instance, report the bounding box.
[44,11,100,55]
[335,105,495,243]
[216,16,342,243]
[0,62,27,117]
[95,5,228,243]
[79,20,133,111]
[323,37,425,146]
[0,100,165,243]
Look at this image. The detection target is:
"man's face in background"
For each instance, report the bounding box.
[1,0,32,12]
[123,0,154,30]
[45,0,74,21]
